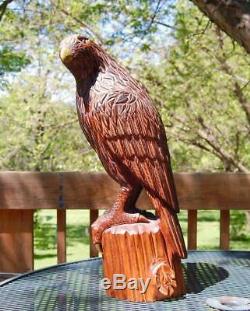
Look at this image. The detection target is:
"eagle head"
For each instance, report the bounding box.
[59,35,101,81]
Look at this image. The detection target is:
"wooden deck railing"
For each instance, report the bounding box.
[0,172,249,274]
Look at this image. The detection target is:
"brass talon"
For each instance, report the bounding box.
[137,213,150,224]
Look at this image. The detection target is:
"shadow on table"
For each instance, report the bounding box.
[184,262,229,294]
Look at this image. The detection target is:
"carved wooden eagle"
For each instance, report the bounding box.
[60,35,186,259]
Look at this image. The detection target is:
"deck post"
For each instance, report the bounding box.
[0,209,34,273]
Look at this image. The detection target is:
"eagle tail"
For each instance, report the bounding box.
[148,194,187,260]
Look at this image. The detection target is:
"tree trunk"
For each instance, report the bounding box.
[102,221,185,302]
[191,0,250,53]
[0,0,13,22]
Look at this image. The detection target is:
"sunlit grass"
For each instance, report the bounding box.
[34,210,90,269]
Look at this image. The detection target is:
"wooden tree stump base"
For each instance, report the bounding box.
[102,220,186,302]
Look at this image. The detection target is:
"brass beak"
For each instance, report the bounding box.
[60,47,73,63]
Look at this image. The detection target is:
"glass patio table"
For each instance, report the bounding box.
[0,251,249,311]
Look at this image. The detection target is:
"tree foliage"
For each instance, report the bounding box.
[0,0,249,174]
[137,2,250,172]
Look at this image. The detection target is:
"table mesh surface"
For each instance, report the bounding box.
[0,251,249,311]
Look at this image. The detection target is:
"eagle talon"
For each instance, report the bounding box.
[91,223,103,246]
[136,213,150,224]
[91,211,150,249]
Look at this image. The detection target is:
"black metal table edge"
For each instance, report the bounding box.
[0,257,102,287]
[1,250,249,288]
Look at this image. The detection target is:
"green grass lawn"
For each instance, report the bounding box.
[34,210,91,269]
[34,209,250,269]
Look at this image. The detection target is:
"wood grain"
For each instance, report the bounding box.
[0,172,249,210]
[0,210,34,273]
[102,221,185,302]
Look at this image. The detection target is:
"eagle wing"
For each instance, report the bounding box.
[87,90,179,212]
